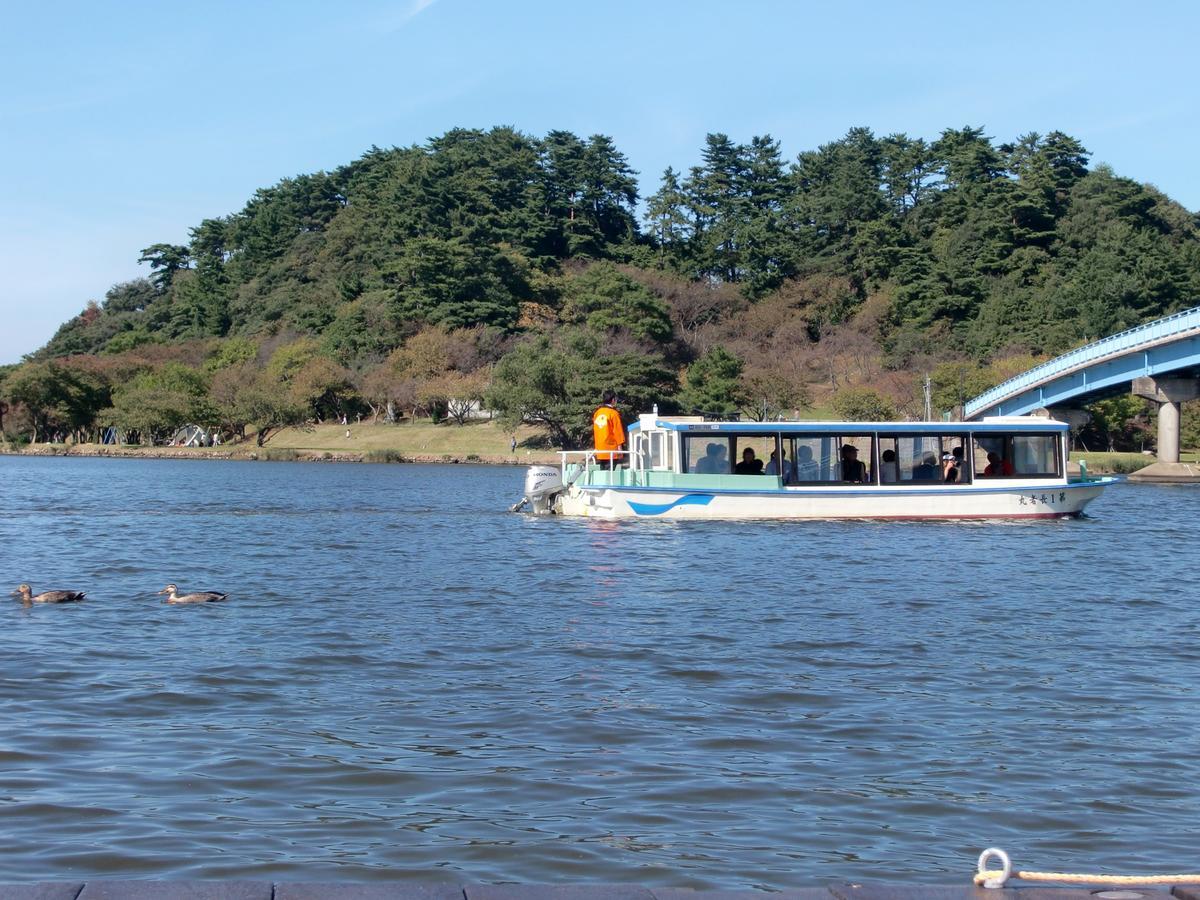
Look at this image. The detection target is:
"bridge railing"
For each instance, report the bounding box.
[965,304,1200,418]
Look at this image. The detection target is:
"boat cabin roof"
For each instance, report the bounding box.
[628,414,1067,435]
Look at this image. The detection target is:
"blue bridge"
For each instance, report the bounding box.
[964,305,1200,477]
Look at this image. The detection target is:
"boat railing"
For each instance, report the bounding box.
[559,449,631,485]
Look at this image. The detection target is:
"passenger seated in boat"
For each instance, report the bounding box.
[912,454,939,480]
[983,452,1015,476]
[942,452,959,483]
[840,444,867,483]
[734,447,764,475]
[765,448,792,481]
[695,442,728,474]
[794,445,818,481]
[879,449,899,483]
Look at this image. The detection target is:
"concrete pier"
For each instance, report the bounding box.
[1129,376,1200,482]
[2,882,1200,899]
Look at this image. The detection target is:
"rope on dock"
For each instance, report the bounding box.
[975,847,1200,888]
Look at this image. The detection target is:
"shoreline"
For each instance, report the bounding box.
[2,443,1127,475]
[0,443,560,467]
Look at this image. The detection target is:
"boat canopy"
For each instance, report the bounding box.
[627,415,1068,435]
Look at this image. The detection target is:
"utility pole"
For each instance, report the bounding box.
[923,375,932,421]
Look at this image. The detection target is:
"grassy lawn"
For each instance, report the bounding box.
[1069,449,1199,474]
[3,420,561,464]
[264,419,557,461]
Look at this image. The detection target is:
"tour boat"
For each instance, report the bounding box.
[519,413,1116,520]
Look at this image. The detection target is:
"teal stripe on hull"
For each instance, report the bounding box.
[626,494,715,516]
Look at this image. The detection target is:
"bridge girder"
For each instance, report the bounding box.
[966,332,1200,419]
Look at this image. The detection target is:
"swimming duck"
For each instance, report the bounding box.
[12,584,86,604]
[157,584,228,604]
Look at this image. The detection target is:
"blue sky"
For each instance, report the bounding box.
[2,0,1197,364]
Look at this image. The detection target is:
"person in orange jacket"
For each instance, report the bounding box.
[592,390,625,464]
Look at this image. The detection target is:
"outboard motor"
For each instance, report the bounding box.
[515,465,564,514]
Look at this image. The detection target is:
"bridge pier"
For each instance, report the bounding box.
[1129,376,1200,482]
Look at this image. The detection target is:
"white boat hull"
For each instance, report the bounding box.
[556,480,1114,520]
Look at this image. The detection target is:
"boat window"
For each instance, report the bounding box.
[684,435,732,474]
[974,433,1059,477]
[731,434,776,476]
[645,430,671,471]
[946,436,969,483]
[881,434,968,484]
[784,435,873,483]
[786,435,838,482]
[836,435,873,484]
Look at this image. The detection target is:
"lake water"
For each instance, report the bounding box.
[2,454,1199,890]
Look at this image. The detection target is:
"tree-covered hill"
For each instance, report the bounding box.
[6,124,1200,449]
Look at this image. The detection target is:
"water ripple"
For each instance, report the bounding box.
[2,457,1199,888]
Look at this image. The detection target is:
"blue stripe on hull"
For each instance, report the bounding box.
[626,494,715,516]
[586,478,1117,499]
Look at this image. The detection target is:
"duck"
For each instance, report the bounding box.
[12,584,86,604]
[157,583,228,604]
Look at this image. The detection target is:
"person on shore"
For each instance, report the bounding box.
[592,390,625,465]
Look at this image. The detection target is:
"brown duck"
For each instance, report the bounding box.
[12,584,86,604]
[158,584,228,604]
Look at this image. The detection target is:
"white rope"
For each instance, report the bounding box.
[976,847,1200,889]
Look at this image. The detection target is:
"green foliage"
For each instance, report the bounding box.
[677,346,746,416]
[138,243,191,292]
[242,374,310,446]
[102,328,160,355]
[929,361,1000,415]
[3,362,107,441]
[266,338,322,382]
[544,130,640,258]
[560,262,673,342]
[644,166,692,267]
[389,237,522,330]
[1078,395,1152,452]
[102,279,158,313]
[0,363,14,432]
[287,356,357,421]
[487,331,676,447]
[1181,400,1200,451]
[204,335,258,371]
[321,293,403,365]
[789,126,889,277]
[101,363,213,443]
[209,361,309,446]
[740,370,807,421]
[831,387,898,421]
